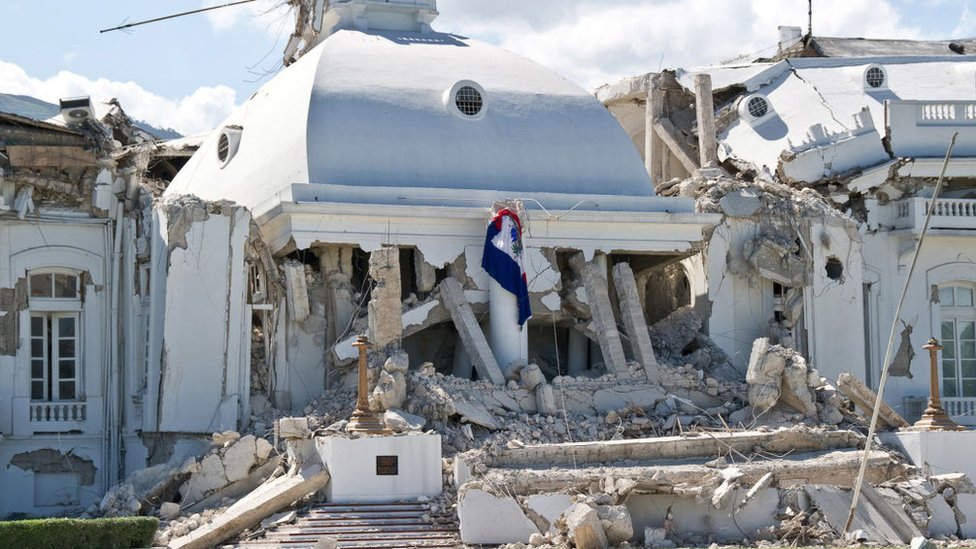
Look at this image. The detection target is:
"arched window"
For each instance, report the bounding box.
[28,269,82,402]
[940,284,976,398]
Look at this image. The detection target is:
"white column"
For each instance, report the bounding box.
[489,278,528,374]
[567,329,588,376]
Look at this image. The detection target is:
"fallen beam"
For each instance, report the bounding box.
[439,278,505,385]
[836,373,910,429]
[168,464,331,549]
[652,118,699,175]
[478,449,907,496]
[484,429,863,469]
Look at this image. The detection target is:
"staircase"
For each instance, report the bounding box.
[235,501,461,548]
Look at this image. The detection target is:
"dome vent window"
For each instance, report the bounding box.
[216,126,243,168]
[863,65,888,90]
[445,80,487,120]
[455,86,483,116]
[739,93,774,124]
[747,96,769,118]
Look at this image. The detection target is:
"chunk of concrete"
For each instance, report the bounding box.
[383,408,427,432]
[560,502,609,549]
[955,493,976,537]
[169,464,330,549]
[255,438,273,461]
[779,357,818,417]
[454,400,500,430]
[719,189,761,217]
[222,435,258,483]
[596,505,633,545]
[459,488,541,544]
[536,384,558,417]
[283,261,310,322]
[277,417,311,439]
[521,363,546,391]
[181,454,229,504]
[160,501,181,520]
[806,484,921,544]
[371,370,407,411]
[746,338,785,414]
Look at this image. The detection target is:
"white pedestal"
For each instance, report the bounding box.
[881,429,976,478]
[315,433,442,503]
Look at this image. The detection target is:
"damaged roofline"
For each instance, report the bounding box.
[254,201,721,257]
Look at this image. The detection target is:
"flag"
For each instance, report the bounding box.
[481,208,532,326]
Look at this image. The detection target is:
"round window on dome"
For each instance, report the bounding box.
[445,80,487,120]
[747,96,769,118]
[455,86,483,116]
[864,65,887,89]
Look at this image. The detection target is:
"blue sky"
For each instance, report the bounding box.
[1,0,974,135]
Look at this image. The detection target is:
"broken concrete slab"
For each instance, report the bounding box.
[718,188,762,217]
[169,464,330,549]
[746,338,785,414]
[439,277,505,385]
[458,487,541,545]
[836,373,910,429]
[581,261,628,375]
[276,417,311,440]
[453,400,501,430]
[806,484,922,544]
[222,435,259,483]
[383,408,427,432]
[629,489,778,543]
[596,504,634,545]
[282,261,310,322]
[955,493,976,537]
[611,262,660,382]
[526,493,574,534]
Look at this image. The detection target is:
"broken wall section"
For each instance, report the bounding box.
[152,195,252,433]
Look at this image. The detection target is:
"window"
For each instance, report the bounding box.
[941,285,976,398]
[28,271,82,402]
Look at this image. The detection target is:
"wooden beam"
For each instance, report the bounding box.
[652,118,700,175]
[6,145,96,168]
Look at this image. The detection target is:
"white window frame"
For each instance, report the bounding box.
[28,269,83,403]
[940,284,976,398]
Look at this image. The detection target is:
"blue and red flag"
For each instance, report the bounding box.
[481,209,532,326]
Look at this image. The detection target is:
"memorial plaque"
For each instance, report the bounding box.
[376,455,398,476]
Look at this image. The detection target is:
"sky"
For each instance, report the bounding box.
[0,0,974,136]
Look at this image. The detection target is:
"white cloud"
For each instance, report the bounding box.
[0,60,237,135]
[203,0,292,36]
[436,0,928,90]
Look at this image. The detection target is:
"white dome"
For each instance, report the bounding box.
[167,28,653,213]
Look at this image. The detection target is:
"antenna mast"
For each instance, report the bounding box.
[808,0,813,36]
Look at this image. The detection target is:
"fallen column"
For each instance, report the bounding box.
[439,278,505,385]
[836,373,910,429]
[611,262,660,382]
[581,261,628,375]
[168,464,331,549]
[367,246,403,349]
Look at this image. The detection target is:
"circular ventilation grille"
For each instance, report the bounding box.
[455,86,483,117]
[747,96,769,118]
[217,133,230,163]
[865,66,885,88]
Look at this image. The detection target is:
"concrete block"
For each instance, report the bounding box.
[368,247,402,349]
[277,417,310,439]
[181,454,229,504]
[283,261,310,322]
[454,400,501,430]
[521,364,545,391]
[459,488,541,544]
[596,505,634,545]
[536,384,558,416]
[927,492,957,537]
[627,489,778,542]
[383,408,427,432]
[719,189,761,217]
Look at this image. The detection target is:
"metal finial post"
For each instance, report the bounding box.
[911,337,964,431]
[346,335,392,435]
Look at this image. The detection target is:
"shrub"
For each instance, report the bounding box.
[0,516,159,549]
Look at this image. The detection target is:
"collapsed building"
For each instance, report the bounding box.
[3,3,976,549]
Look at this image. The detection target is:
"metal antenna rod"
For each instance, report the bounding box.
[99,0,257,34]
[843,132,959,535]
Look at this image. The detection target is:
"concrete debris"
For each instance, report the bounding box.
[383,408,427,432]
[438,277,506,385]
[611,262,660,382]
[746,338,818,418]
[558,503,608,549]
[581,260,629,375]
[367,246,402,349]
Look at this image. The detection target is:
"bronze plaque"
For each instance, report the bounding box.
[376,455,399,476]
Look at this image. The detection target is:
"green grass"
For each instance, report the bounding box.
[0,516,158,549]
